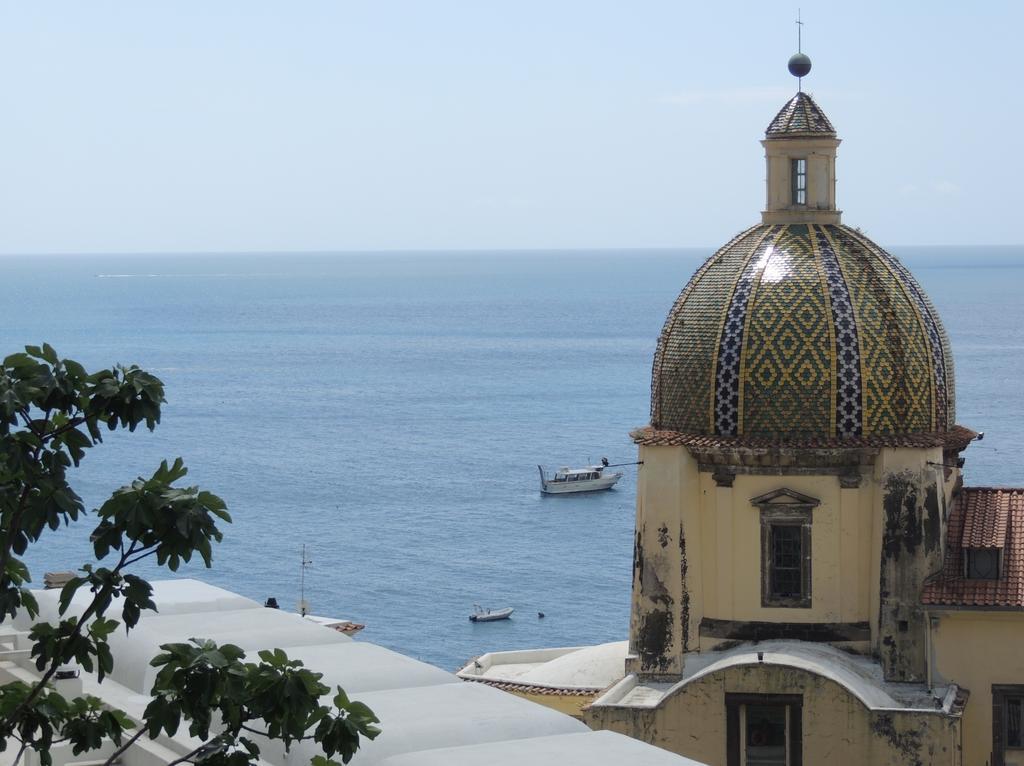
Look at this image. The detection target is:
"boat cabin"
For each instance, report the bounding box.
[552,467,602,483]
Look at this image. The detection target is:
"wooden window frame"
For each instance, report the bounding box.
[993,684,1024,765]
[760,506,813,608]
[726,693,803,766]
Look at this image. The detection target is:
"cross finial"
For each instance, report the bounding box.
[788,10,811,92]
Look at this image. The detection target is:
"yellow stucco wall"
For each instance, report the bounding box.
[702,471,854,624]
[620,443,984,761]
[932,611,1024,766]
[632,445,954,657]
[761,136,840,223]
[634,447,881,638]
[586,663,960,766]
[505,688,596,720]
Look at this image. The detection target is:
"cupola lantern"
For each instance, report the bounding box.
[761,54,842,225]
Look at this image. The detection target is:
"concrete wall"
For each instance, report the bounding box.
[586,663,960,766]
[931,611,1024,766]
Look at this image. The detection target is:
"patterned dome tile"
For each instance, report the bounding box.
[651,223,959,441]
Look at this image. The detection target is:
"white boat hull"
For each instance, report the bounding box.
[540,472,623,494]
[470,607,514,622]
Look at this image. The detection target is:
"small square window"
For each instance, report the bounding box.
[966,548,1000,580]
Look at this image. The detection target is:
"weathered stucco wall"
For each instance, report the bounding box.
[932,611,1024,766]
[627,445,695,676]
[874,448,949,682]
[586,664,960,766]
[623,444,972,760]
[630,445,897,669]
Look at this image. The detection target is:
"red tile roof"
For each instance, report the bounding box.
[922,488,1024,608]
[459,677,602,696]
[630,424,978,451]
[961,489,1013,549]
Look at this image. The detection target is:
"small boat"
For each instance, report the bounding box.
[469,605,514,622]
[538,458,623,494]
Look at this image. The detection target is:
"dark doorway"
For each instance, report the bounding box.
[726,693,802,766]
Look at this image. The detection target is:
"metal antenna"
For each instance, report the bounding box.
[796,9,804,92]
[299,543,313,616]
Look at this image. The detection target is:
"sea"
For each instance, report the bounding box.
[3,246,1023,671]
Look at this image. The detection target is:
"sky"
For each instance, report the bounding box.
[1,1,1022,254]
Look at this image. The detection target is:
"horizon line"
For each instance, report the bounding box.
[3,242,1024,258]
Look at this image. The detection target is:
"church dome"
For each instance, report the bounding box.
[649,221,957,444]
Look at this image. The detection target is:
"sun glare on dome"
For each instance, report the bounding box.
[753,245,788,283]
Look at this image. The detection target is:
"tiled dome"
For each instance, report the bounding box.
[765,92,836,138]
[650,223,957,442]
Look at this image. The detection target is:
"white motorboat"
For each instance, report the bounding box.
[537,459,623,494]
[469,605,514,622]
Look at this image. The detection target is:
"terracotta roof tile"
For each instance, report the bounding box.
[459,677,601,696]
[631,424,978,451]
[962,489,1013,548]
[922,488,1024,608]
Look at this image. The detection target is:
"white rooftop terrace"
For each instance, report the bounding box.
[1,579,706,766]
[457,640,629,691]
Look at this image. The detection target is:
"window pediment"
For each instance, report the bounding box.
[750,487,820,508]
[753,489,817,609]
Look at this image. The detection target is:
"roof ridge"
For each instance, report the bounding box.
[961,486,1024,493]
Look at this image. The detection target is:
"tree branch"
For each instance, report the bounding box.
[4,544,133,722]
[123,548,159,568]
[41,415,93,444]
[11,740,28,766]
[101,725,146,766]
[166,739,218,766]
[15,408,34,432]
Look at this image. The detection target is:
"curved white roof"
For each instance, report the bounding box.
[10,580,707,766]
[14,577,258,631]
[592,639,954,714]
[459,641,628,690]
[518,641,627,688]
[105,607,352,694]
[681,641,902,710]
[377,730,707,766]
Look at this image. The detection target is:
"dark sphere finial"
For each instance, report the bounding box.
[788,53,812,78]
